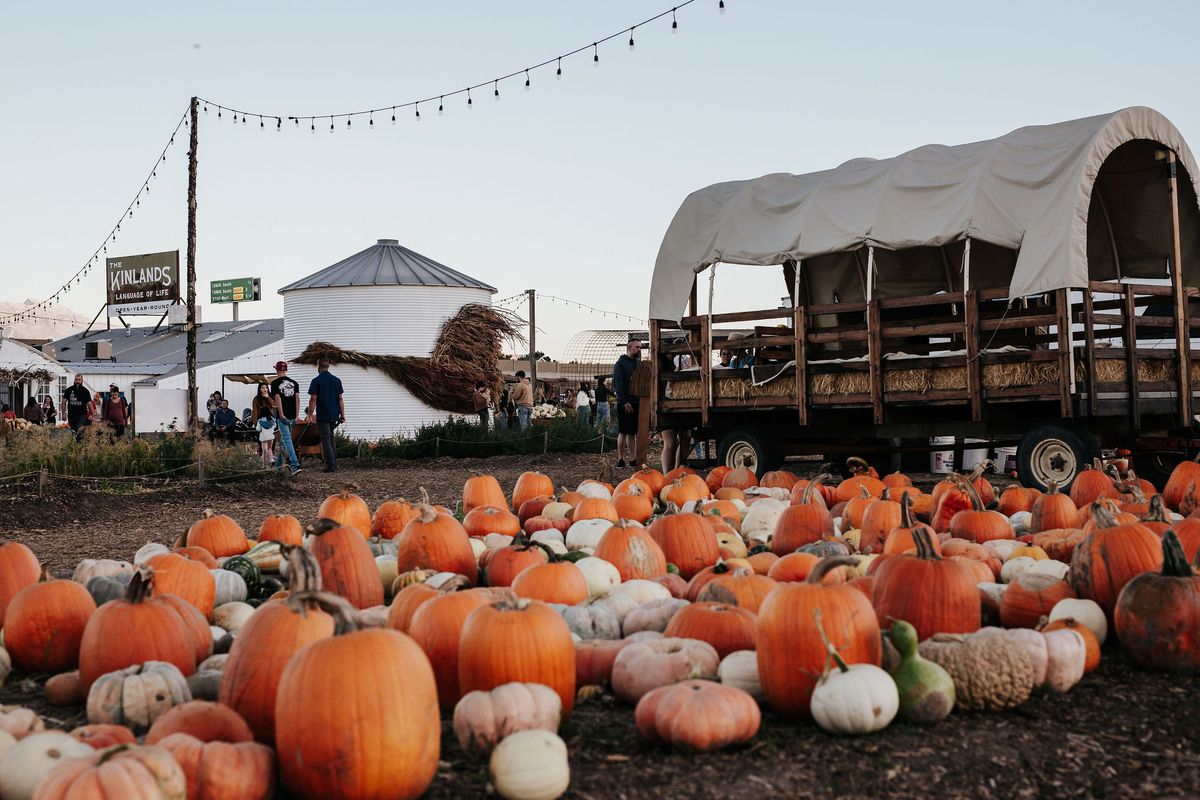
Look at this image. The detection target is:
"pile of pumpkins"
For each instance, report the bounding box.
[0,454,1194,800]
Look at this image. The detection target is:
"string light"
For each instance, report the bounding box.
[493,79,499,100]
[467,88,472,109]
[556,57,562,79]
[525,69,531,90]
[672,7,679,32]
[629,28,636,48]
[593,43,599,64]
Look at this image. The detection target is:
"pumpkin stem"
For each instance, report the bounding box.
[201,508,216,519]
[846,456,871,476]
[965,460,992,484]
[1044,480,1060,497]
[415,503,441,525]
[805,556,857,584]
[38,567,52,583]
[124,569,155,604]
[488,589,531,613]
[813,607,851,674]
[1114,479,1147,505]
[712,559,731,575]
[305,517,342,537]
[419,487,431,506]
[802,473,832,506]
[949,472,985,512]
[1160,530,1193,577]
[912,526,941,561]
[858,484,871,500]
[1141,494,1169,524]
[1089,501,1119,530]
[898,490,916,528]
[437,574,473,593]
[880,487,891,502]
[287,590,362,634]
[282,545,323,593]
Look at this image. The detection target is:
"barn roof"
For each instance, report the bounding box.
[279,239,495,293]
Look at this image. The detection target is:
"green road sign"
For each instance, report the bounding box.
[210,277,261,304]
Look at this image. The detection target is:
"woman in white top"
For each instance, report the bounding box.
[576,381,592,425]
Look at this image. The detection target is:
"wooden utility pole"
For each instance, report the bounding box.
[186,97,199,430]
[1167,150,1191,427]
[526,289,537,402]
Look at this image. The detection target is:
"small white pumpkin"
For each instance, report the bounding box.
[1041,628,1087,693]
[1028,558,1070,580]
[212,602,255,632]
[1048,597,1108,645]
[844,554,877,579]
[133,542,169,565]
[197,653,228,672]
[983,538,1023,560]
[600,580,671,624]
[999,555,1037,584]
[573,557,620,598]
[564,519,611,552]
[87,661,191,732]
[490,729,570,800]
[718,650,762,702]
[209,569,248,605]
[71,559,134,584]
[209,625,226,644]
[425,571,463,590]
[0,731,94,800]
[484,533,515,551]
[1008,511,1033,536]
[375,556,399,596]
[552,603,621,640]
[469,538,488,561]
[575,481,612,500]
[529,530,564,548]
[541,502,573,520]
[810,663,899,736]
[741,498,789,543]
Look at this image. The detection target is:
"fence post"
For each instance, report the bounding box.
[197,453,205,486]
[543,431,549,454]
[599,433,605,454]
[38,468,48,498]
[434,437,440,458]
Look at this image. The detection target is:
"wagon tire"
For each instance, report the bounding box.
[1016,423,1100,492]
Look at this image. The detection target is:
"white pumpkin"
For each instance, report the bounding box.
[1008,511,1032,536]
[718,650,762,702]
[375,556,399,595]
[1028,558,1070,580]
[810,664,899,736]
[209,625,226,644]
[209,569,248,605]
[564,519,611,552]
[489,729,570,800]
[425,571,463,590]
[212,602,255,632]
[529,530,564,548]
[197,653,228,672]
[977,582,1007,609]
[553,603,621,640]
[86,661,191,732]
[469,538,488,561]
[999,556,1037,584]
[0,730,17,762]
[744,486,790,502]
[71,559,134,584]
[454,682,562,753]
[600,579,671,623]
[133,542,169,565]
[575,481,612,500]
[541,502,573,520]
[1048,597,1108,645]
[978,627,1047,686]
[742,498,789,543]
[0,731,93,800]
[1041,628,1087,692]
[573,557,620,598]
[484,533,515,551]
[983,539,1023,560]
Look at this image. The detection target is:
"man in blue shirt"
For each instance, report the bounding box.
[611,338,642,468]
[210,398,238,443]
[304,359,345,473]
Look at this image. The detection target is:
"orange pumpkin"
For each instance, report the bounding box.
[36,744,190,799]
[317,486,373,538]
[171,546,218,568]
[409,590,492,710]
[186,510,249,557]
[480,537,549,588]
[464,474,508,513]
[1163,453,1200,511]
[1070,459,1113,508]
[836,457,885,503]
[705,466,733,494]
[258,514,303,546]
[760,469,799,491]
[458,594,576,714]
[746,550,780,576]
[882,471,913,492]
[695,567,778,612]
[0,542,42,627]
[1030,481,1078,533]
[947,474,1014,543]
[145,700,254,744]
[371,500,422,539]
[772,474,834,555]
[997,486,1040,517]
[1000,573,1076,629]
[3,569,96,673]
[158,732,276,800]
[612,489,654,524]
[768,552,845,584]
[633,466,668,496]
[1068,502,1163,616]
[147,552,216,618]
[722,463,758,490]
[1030,528,1087,563]
[883,492,941,556]
[572,497,619,523]
[308,519,385,609]
[463,505,522,538]
[873,528,981,640]
[859,490,902,554]
[1139,495,1172,536]
[635,680,761,752]
[647,512,720,580]
[511,561,589,605]
[69,724,137,749]
[1043,617,1103,673]
[512,471,555,511]
[594,522,667,581]
[394,505,478,585]
[161,593,215,666]
[663,602,757,658]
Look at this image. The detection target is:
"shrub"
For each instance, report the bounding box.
[337,417,617,460]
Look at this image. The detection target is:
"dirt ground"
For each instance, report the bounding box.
[1,456,1198,799]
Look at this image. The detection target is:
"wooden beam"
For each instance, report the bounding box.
[701,315,711,427]
[867,299,884,424]
[1124,285,1141,430]
[1083,287,1097,417]
[794,305,807,425]
[964,290,982,421]
[1056,289,1073,418]
[1168,151,1192,426]
[648,319,660,434]
[688,281,698,319]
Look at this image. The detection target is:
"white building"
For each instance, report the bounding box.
[0,331,71,416]
[280,238,496,439]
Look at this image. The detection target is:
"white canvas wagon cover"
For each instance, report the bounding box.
[650,106,1200,322]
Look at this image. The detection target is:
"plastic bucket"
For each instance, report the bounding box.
[994,446,1018,474]
[930,437,989,473]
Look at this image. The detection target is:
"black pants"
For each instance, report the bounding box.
[318,421,337,470]
[477,409,488,429]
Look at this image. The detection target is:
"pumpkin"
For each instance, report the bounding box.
[159,594,215,667]
[182,510,247,558]
[647,512,720,580]
[1030,528,1087,563]
[836,458,885,503]
[1041,617,1101,673]
[662,602,757,659]
[44,672,85,707]
[489,730,570,800]
[482,536,550,588]
[453,682,562,754]
[144,700,253,744]
[35,741,187,800]
[256,513,303,546]
[0,732,97,800]
[746,550,780,576]
[1030,481,1078,533]
[883,492,941,556]
[307,518,386,609]
[3,569,96,673]
[843,485,876,530]
[947,474,1013,543]
[574,639,630,687]
[86,660,192,732]
[219,548,335,744]
[463,473,508,513]
[1068,502,1163,616]
[722,462,759,491]
[570,497,619,524]
[1113,531,1200,673]
[1163,453,1200,511]
[873,528,981,640]
[810,659,899,736]
[316,485,373,537]
[69,724,136,749]
[767,552,845,584]
[0,706,43,739]
[1047,597,1108,646]
[511,471,555,513]
[458,594,576,714]
[886,619,955,723]
[593,522,667,581]
[611,637,720,704]
[464,505,522,539]
[918,631,1035,711]
[409,590,492,710]
[0,543,41,628]
[1138,494,1172,536]
[70,559,133,584]
[156,732,275,800]
[573,556,620,598]
[387,583,439,633]
[997,486,1040,517]
[858,490,902,554]
[636,680,760,751]
[624,598,689,635]
[79,571,198,692]
[210,570,248,606]
[717,650,762,701]
[612,489,654,524]
[394,505,478,585]
[757,557,882,718]
[705,466,733,494]
[633,465,667,496]
[939,538,1002,579]
[772,474,835,554]
[146,552,216,619]
[999,573,1076,629]
[696,567,778,612]
[511,561,589,606]
[275,598,440,800]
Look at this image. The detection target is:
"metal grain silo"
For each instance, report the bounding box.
[280,239,496,439]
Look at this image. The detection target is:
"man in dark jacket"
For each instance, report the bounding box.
[611,337,642,468]
[63,374,92,436]
[305,359,345,472]
[211,398,237,443]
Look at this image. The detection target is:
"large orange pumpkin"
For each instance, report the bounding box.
[1031,481,1078,533]
[458,594,576,714]
[647,512,720,580]
[463,474,508,513]
[480,537,549,588]
[0,542,41,627]
[157,732,276,800]
[186,509,249,557]
[386,583,440,634]
[1070,459,1113,508]
[394,505,478,585]
[463,505,522,538]
[145,700,254,744]
[633,466,668,496]
[276,607,440,799]
[308,519,385,609]
[1069,502,1163,616]
[883,492,941,556]
[4,569,96,672]
[79,571,197,691]
[1163,453,1200,511]
[258,514,303,546]
[999,573,1076,629]
[511,561,589,605]
[948,473,1014,543]
[760,469,799,491]
[722,463,758,490]
[859,489,902,554]
[317,486,373,538]
[695,566,778,612]
[663,602,757,658]
[997,486,1040,517]
[836,458,885,503]
[705,466,733,495]
[612,487,655,524]
[873,528,981,640]
[757,557,882,717]
[594,521,667,581]
[1113,530,1200,673]
[147,552,216,618]
[572,497,619,523]
[409,590,492,710]
[512,470,555,512]
[772,475,833,555]
[371,499,422,539]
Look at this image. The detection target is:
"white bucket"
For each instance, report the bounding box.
[994,446,1018,474]
[930,437,989,473]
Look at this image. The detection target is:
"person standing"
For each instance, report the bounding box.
[22,397,43,425]
[510,370,533,430]
[575,381,591,424]
[270,361,302,476]
[102,384,130,436]
[64,375,91,436]
[87,392,104,426]
[612,338,642,468]
[305,359,344,473]
[42,396,57,426]
[473,381,492,429]
[251,382,277,468]
[594,377,611,431]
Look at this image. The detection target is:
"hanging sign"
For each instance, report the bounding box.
[106,250,180,316]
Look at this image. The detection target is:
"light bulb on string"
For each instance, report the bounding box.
[556,57,562,79]
[672,7,678,32]
[629,27,636,48]
[439,96,444,114]
[277,117,282,132]
[525,69,531,90]
[369,112,374,127]
[218,108,222,119]
[719,0,725,10]
[393,107,397,124]
[414,104,420,121]
[347,116,352,128]
[259,116,264,129]
[330,117,334,132]
[203,104,208,113]
[593,43,599,65]
[494,79,499,100]
[311,119,315,132]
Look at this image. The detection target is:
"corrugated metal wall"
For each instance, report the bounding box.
[283,285,492,439]
[155,340,285,424]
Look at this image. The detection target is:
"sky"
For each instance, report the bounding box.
[3,0,1199,358]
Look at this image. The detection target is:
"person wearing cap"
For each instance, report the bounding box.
[269,361,302,476]
[102,384,130,437]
